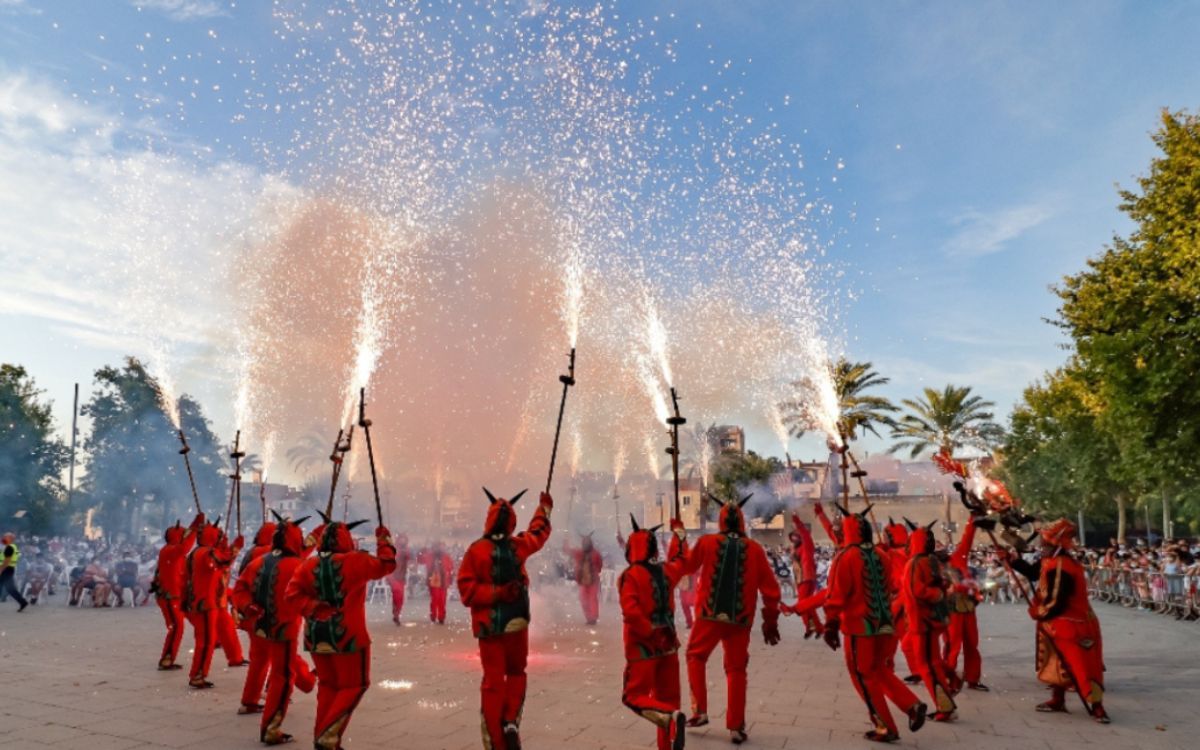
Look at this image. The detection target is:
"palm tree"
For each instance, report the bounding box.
[237,453,263,477]
[287,426,333,477]
[780,358,898,442]
[888,385,1004,459]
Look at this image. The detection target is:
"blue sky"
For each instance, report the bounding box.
[2,0,1198,460]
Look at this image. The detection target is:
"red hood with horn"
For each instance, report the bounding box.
[482,487,527,537]
[624,514,661,565]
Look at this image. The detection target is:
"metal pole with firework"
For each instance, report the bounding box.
[324,427,353,518]
[224,430,245,537]
[666,387,687,521]
[545,348,577,495]
[176,429,203,514]
[259,481,267,526]
[357,388,385,527]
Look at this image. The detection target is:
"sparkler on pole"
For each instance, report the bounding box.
[545,347,577,495]
[225,430,245,537]
[357,387,385,527]
[324,427,353,518]
[176,429,202,514]
[259,481,267,526]
[665,387,687,521]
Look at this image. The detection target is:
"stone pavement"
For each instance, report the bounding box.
[0,582,1197,749]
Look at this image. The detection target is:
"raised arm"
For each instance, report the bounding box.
[513,493,554,562]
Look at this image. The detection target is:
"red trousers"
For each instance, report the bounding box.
[945,612,981,684]
[478,630,529,748]
[156,596,184,667]
[186,609,218,680]
[217,605,245,664]
[261,639,315,742]
[622,654,681,750]
[845,634,920,735]
[903,628,957,714]
[241,634,270,708]
[678,589,695,628]
[312,648,370,750]
[388,580,406,619]
[1042,622,1105,709]
[579,582,600,623]
[429,586,447,623]
[686,620,751,730]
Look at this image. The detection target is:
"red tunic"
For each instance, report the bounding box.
[901,553,949,633]
[420,549,455,590]
[566,545,603,587]
[457,502,552,638]
[619,530,688,661]
[678,506,781,628]
[824,543,895,635]
[285,540,396,654]
[183,525,239,614]
[153,520,199,600]
[233,551,306,642]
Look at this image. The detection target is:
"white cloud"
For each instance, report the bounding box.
[0,0,39,14]
[129,1,228,22]
[942,199,1058,257]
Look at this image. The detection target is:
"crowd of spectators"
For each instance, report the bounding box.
[1083,538,1200,619]
[0,534,158,609]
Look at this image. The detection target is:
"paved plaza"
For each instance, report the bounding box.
[1,584,1197,749]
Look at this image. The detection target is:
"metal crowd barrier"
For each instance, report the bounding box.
[1086,566,1200,620]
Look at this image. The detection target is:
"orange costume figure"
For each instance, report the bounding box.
[1008,519,1109,723]
[232,515,318,744]
[387,534,412,624]
[151,514,203,670]
[900,520,958,721]
[420,541,454,624]
[823,504,926,743]
[618,516,689,750]
[944,516,988,691]
[285,515,396,750]
[182,519,244,688]
[564,532,603,625]
[678,495,781,745]
[234,520,278,714]
[456,489,553,750]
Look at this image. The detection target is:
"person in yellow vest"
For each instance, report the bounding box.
[1,532,29,612]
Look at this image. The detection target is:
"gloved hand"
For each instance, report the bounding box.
[813,501,826,516]
[375,526,392,545]
[243,603,264,622]
[497,581,523,603]
[539,492,554,511]
[232,535,245,551]
[670,518,686,540]
[652,628,676,653]
[779,603,797,617]
[310,603,336,621]
[823,621,841,651]
[762,620,781,646]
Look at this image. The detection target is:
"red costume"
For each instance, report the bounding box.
[182,521,244,688]
[900,521,958,720]
[456,488,552,750]
[234,521,278,714]
[564,532,603,625]
[944,516,987,690]
[388,535,412,623]
[285,517,397,749]
[618,516,688,750]
[151,514,202,670]
[678,496,781,744]
[1010,519,1109,723]
[666,532,695,629]
[421,542,454,624]
[232,516,318,744]
[788,513,822,637]
[822,504,926,742]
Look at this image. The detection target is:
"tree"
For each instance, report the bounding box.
[0,365,68,533]
[781,358,898,442]
[287,426,333,477]
[1054,110,1200,529]
[888,385,1003,459]
[80,358,224,539]
[709,450,786,522]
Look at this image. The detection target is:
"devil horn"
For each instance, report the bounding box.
[270,509,286,523]
[904,517,918,531]
[649,524,663,533]
[630,513,640,532]
[832,503,852,517]
[888,516,896,527]
[213,515,222,527]
[739,493,753,508]
[315,509,331,525]
[294,515,311,525]
[174,519,181,528]
[510,489,528,505]
[346,519,369,531]
[483,487,498,504]
[859,503,875,519]
[926,519,937,530]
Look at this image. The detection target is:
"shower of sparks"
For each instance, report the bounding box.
[562,242,585,349]
[767,402,791,456]
[643,433,661,479]
[378,679,415,691]
[260,431,278,482]
[612,440,628,486]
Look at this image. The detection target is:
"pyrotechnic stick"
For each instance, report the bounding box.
[545,348,577,495]
[224,430,244,536]
[259,482,267,526]
[324,427,353,518]
[845,449,879,526]
[357,388,385,527]
[666,387,687,521]
[177,429,202,514]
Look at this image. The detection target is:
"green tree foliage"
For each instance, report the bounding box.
[888,385,1003,459]
[0,365,68,533]
[80,358,225,539]
[781,358,898,442]
[1052,110,1200,527]
[710,450,785,521]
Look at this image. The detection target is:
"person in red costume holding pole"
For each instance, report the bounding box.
[619,516,689,750]
[151,513,204,670]
[387,534,412,624]
[234,518,279,714]
[563,531,603,625]
[183,518,244,688]
[421,540,454,625]
[215,527,248,668]
[823,504,927,743]
[233,514,318,745]
[666,524,695,629]
[1004,518,1109,723]
[943,515,988,691]
[877,518,919,685]
[900,519,958,721]
[678,494,781,745]
[813,500,843,547]
[788,513,822,638]
[457,488,553,750]
[285,513,396,750]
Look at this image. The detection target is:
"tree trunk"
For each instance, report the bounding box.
[1161,487,1171,541]
[1115,493,1127,545]
[1077,507,1086,547]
